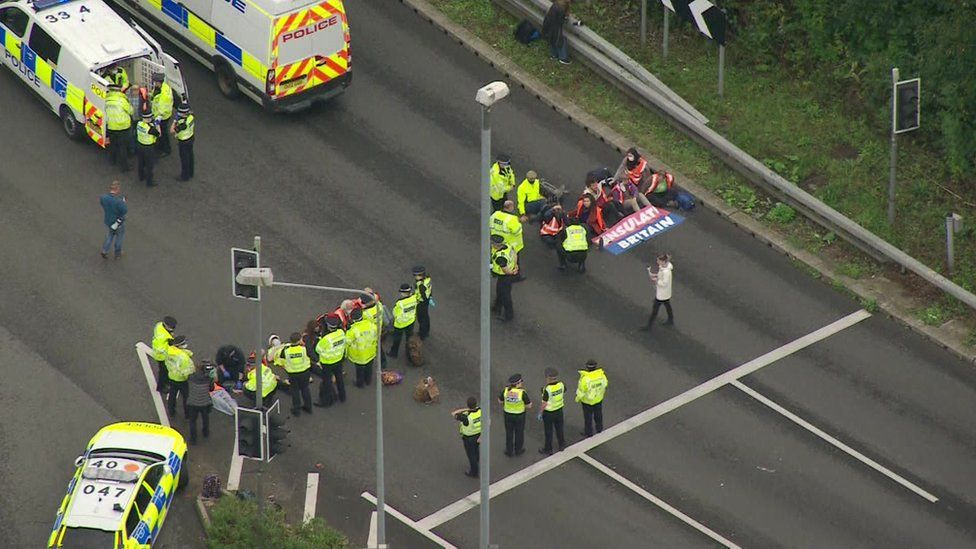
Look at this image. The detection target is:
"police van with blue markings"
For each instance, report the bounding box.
[0,0,187,145]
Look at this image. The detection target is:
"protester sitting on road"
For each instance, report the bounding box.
[539,203,567,250]
[517,170,548,222]
[573,194,606,239]
[611,177,650,214]
[645,171,677,208]
[583,171,623,227]
[614,147,654,194]
[186,360,216,445]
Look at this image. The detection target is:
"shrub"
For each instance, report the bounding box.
[206,495,347,549]
[766,202,796,224]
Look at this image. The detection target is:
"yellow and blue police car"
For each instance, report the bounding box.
[47,422,188,548]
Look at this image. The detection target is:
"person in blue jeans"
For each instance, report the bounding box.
[99,181,127,259]
[542,0,581,65]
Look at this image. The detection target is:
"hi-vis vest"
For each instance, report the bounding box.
[152,322,173,361]
[543,381,566,412]
[152,82,174,119]
[459,408,483,436]
[540,215,564,236]
[137,121,157,146]
[245,364,277,397]
[491,245,517,276]
[503,387,526,414]
[576,368,608,405]
[175,114,195,141]
[280,344,311,373]
[164,346,194,382]
[562,225,588,252]
[415,277,432,302]
[105,92,132,131]
[626,158,648,186]
[393,294,418,329]
[489,163,514,200]
[490,210,524,252]
[649,172,674,194]
[315,329,346,365]
[346,319,378,365]
[362,302,383,328]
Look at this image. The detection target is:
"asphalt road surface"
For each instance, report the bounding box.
[2,0,976,547]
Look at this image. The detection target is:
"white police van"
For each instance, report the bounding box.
[110,0,351,111]
[0,0,187,146]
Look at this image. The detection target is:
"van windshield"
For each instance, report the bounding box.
[60,526,115,548]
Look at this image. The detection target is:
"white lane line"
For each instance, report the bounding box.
[417,309,872,529]
[226,453,244,492]
[730,380,939,503]
[367,511,378,548]
[579,453,742,549]
[304,473,320,523]
[361,491,457,549]
[135,342,169,428]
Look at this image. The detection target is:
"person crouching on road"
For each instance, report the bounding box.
[136,111,160,187]
[171,104,195,181]
[517,170,548,222]
[413,266,433,340]
[186,360,216,445]
[388,284,418,359]
[279,332,313,416]
[164,335,194,419]
[538,367,566,455]
[243,352,278,409]
[575,360,608,437]
[498,374,532,456]
[315,316,347,406]
[453,397,482,478]
[557,216,589,273]
[539,203,566,250]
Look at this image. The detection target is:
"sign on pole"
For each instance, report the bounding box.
[664,0,727,45]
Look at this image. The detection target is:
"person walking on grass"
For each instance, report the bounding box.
[99,181,127,259]
[642,253,674,331]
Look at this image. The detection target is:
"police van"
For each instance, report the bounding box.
[0,0,187,146]
[111,0,351,112]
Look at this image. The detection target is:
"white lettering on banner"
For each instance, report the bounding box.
[599,205,663,246]
[609,215,678,252]
[281,16,338,43]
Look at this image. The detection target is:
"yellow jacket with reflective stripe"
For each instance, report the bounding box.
[502,387,526,414]
[393,294,418,329]
[315,329,346,365]
[245,364,277,397]
[517,178,544,215]
[346,319,378,365]
[491,245,517,276]
[489,210,524,252]
[489,163,515,200]
[164,346,194,382]
[137,121,157,146]
[543,381,565,412]
[105,91,132,130]
[575,368,608,405]
[152,82,174,119]
[279,344,311,373]
[362,302,384,329]
[175,114,194,141]
[562,224,588,252]
[415,277,432,302]
[151,322,173,361]
[459,408,482,436]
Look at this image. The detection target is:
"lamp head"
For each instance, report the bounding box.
[476,81,510,107]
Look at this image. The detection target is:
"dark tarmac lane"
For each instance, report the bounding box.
[2,0,976,547]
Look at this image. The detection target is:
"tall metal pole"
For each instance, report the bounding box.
[640,0,647,46]
[946,215,956,276]
[717,45,725,97]
[254,235,264,514]
[478,104,492,549]
[888,68,899,226]
[374,301,386,547]
[662,7,669,60]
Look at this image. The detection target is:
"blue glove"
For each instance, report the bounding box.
[429,297,437,308]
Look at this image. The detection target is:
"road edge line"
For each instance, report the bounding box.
[303,472,320,523]
[361,491,457,549]
[135,342,169,427]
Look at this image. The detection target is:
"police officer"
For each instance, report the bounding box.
[490,235,518,322]
[151,73,174,156]
[105,83,133,172]
[413,266,433,340]
[489,200,525,255]
[315,316,347,406]
[575,359,608,437]
[170,104,195,181]
[557,216,589,272]
[538,367,566,455]
[109,65,129,92]
[359,290,388,368]
[452,397,482,478]
[151,316,177,394]
[278,332,313,415]
[164,335,195,419]
[243,353,278,408]
[346,308,378,388]
[388,284,418,359]
[497,373,532,456]
[489,153,516,212]
[136,111,160,187]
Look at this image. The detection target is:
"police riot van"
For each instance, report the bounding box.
[0,0,187,146]
[110,0,350,112]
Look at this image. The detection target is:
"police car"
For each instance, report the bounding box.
[0,0,187,146]
[47,422,188,548]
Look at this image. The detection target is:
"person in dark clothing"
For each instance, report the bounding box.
[556,216,589,272]
[538,367,567,455]
[539,203,567,250]
[304,319,321,369]
[186,361,216,445]
[170,104,195,181]
[99,181,127,259]
[453,397,482,478]
[413,265,433,340]
[215,345,245,389]
[542,0,578,64]
[498,374,532,456]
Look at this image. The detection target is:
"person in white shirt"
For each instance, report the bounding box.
[642,254,674,330]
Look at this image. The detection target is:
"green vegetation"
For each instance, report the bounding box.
[205,496,347,549]
[766,203,796,225]
[860,297,879,313]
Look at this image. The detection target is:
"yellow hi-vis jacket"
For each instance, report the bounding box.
[315,329,346,365]
[490,210,524,253]
[575,368,608,405]
[151,322,173,361]
[562,224,589,252]
[278,343,311,374]
[489,162,515,200]
[393,294,418,329]
[517,177,544,215]
[164,346,194,382]
[459,408,482,436]
[346,319,378,365]
[245,364,277,397]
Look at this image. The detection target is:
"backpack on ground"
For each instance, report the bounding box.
[675,190,696,211]
[407,334,425,367]
[514,20,540,44]
[202,474,221,499]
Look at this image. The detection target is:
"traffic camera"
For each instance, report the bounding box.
[231,247,260,300]
[236,406,264,460]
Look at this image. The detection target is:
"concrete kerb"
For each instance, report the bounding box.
[397,0,976,365]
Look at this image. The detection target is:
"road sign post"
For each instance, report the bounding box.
[640,0,647,46]
[662,5,669,60]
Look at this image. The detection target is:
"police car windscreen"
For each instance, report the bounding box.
[60,526,115,547]
[276,9,344,67]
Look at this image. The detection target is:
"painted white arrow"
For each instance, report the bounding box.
[689,0,714,39]
[662,0,675,11]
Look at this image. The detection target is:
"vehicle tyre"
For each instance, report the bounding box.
[60,105,82,140]
[214,58,240,100]
[177,452,188,491]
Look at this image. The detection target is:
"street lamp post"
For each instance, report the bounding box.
[235,267,387,547]
[475,81,510,549]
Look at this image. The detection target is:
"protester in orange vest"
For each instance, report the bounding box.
[614,147,654,193]
[539,203,567,250]
[573,194,606,239]
[645,171,677,208]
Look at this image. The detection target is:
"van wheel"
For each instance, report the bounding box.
[214,59,240,100]
[60,106,82,140]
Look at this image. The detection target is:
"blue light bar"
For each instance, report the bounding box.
[32,0,75,11]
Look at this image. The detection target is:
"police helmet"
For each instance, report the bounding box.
[152,72,165,83]
[325,316,341,329]
[177,104,191,115]
[399,283,412,294]
[412,265,426,276]
[141,111,153,120]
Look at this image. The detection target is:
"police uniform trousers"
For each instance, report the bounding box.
[317,361,341,406]
[388,322,414,357]
[157,116,172,156]
[167,380,189,418]
[353,360,373,388]
[582,401,603,436]
[417,301,431,339]
[541,408,565,453]
[557,248,587,270]
[107,128,131,171]
[288,370,313,413]
[138,144,156,186]
[462,434,480,476]
[155,360,169,393]
[504,412,526,455]
[492,274,515,320]
[178,136,194,180]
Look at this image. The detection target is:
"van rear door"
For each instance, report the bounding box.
[270,0,348,97]
[85,72,109,148]
[128,22,188,103]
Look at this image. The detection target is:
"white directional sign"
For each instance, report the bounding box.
[662,0,727,45]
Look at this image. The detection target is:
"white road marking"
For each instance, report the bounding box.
[361,491,457,549]
[303,472,320,523]
[367,511,378,548]
[730,380,939,503]
[135,342,169,428]
[417,310,872,529]
[579,453,742,549]
[226,453,244,493]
